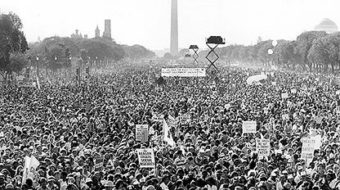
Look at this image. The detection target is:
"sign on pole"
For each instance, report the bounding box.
[256,138,270,159]
[136,125,148,143]
[136,149,155,168]
[242,121,257,134]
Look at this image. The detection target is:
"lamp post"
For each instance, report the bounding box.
[268,40,277,67]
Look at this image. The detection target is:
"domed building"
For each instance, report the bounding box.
[314,18,338,33]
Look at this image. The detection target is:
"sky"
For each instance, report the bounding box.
[2,0,340,51]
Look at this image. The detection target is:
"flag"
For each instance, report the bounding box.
[36,76,41,90]
[163,119,175,147]
[22,156,30,185]
[22,156,40,185]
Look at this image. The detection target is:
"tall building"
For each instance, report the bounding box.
[103,19,111,39]
[314,18,338,34]
[95,26,100,38]
[170,0,178,55]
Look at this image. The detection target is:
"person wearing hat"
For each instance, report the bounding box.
[104,181,114,190]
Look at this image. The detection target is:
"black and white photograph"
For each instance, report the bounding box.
[1,0,340,189]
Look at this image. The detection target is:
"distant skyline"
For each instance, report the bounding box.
[2,0,340,51]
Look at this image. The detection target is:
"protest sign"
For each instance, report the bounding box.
[301,137,316,165]
[136,149,155,168]
[256,138,270,159]
[242,121,257,133]
[281,93,289,99]
[179,114,191,125]
[282,114,289,120]
[135,125,148,143]
[152,114,164,122]
[314,116,323,124]
[161,68,206,77]
[65,142,71,152]
[225,104,231,110]
[263,107,268,114]
[95,156,104,171]
[291,89,297,94]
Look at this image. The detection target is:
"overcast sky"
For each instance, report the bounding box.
[2,0,340,51]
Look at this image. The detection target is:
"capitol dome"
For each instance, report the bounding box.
[314,18,338,33]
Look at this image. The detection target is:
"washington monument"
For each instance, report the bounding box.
[170,0,178,55]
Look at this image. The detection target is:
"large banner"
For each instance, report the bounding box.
[256,138,270,159]
[161,68,206,77]
[242,121,257,133]
[136,149,155,168]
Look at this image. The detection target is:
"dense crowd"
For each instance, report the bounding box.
[1,63,340,190]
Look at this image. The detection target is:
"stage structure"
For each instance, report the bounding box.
[189,45,199,64]
[205,36,225,72]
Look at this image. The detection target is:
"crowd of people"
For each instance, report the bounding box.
[1,62,340,190]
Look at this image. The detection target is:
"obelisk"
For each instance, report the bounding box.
[170,0,178,55]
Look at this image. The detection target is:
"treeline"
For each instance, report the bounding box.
[1,11,155,77]
[28,36,155,70]
[200,31,340,73]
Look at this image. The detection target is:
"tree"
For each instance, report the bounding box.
[256,40,273,65]
[0,12,28,76]
[8,53,28,73]
[163,53,175,59]
[79,38,125,62]
[308,33,340,73]
[295,31,327,71]
[274,40,300,68]
[178,48,190,58]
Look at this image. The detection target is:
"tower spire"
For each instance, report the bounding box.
[170,0,178,56]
